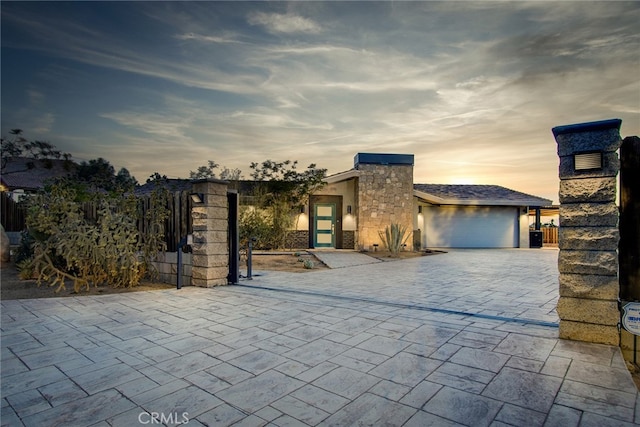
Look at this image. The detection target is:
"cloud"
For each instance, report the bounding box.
[27,88,45,106]
[2,1,638,201]
[174,32,245,44]
[1,6,263,95]
[32,113,55,134]
[248,11,322,34]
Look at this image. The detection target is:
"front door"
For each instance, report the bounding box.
[314,203,335,248]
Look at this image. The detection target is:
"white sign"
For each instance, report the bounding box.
[622,302,640,336]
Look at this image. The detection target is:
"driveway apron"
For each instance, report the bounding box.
[2,249,638,427]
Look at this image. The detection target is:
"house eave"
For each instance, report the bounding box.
[324,169,360,184]
[414,190,551,207]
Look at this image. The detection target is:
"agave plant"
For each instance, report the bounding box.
[378,223,410,257]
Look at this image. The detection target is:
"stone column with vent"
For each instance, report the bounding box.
[191,178,229,287]
[553,119,622,345]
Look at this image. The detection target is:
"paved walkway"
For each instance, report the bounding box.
[309,250,381,269]
[1,249,638,426]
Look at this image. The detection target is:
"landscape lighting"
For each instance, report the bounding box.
[190,193,204,204]
[574,152,603,171]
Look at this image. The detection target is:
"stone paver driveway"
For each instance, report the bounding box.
[2,249,639,426]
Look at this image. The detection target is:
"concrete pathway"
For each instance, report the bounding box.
[309,250,381,269]
[1,249,638,426]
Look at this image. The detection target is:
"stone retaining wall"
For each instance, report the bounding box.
[150,251,192,286]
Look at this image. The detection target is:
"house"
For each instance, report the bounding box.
[0,157,75,199]
[297,153,551,250]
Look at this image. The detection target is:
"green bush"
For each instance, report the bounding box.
[239,206,274,250]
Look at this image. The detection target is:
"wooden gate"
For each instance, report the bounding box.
[620,136,640,299]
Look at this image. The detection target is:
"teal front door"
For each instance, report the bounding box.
[314,203,336,248]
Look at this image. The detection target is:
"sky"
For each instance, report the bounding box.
[2,1,639,204]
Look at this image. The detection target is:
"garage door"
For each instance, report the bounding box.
[424,206,519,248]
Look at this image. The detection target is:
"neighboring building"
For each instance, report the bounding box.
[0,157,75,199]
[298,153,552,250]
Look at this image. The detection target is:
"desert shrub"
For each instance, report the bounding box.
[241,159,326,250]
[239,206,274,250]
[378,223,410,257]
[20,182,168,292]
[14,230,35,266]
[303,259,314,269]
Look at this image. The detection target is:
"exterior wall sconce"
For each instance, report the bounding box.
[300,205,305,214]
[347,205,352,214]
[574,151,603,171]
[190,193,204,204]
[418,206,423,214]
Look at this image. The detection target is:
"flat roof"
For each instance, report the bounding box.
[354,153,414,167]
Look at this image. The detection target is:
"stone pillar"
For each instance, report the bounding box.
[355,153,414,250]
[191,179,229,287]
[553,119,622,345]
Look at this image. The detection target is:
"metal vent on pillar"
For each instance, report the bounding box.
[574,152,602,171]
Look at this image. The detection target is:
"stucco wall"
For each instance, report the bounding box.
[315,178,357,230]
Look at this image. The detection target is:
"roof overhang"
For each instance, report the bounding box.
[414,189,552,207]
[324,169,360,184]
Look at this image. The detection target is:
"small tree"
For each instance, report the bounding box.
[189,160,220,179]
[242,160,326,249]
[189,160,243,191]
[1,128,72,170]
[75,157,138,192]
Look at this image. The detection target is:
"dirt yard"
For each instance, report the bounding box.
[0,252,330,300]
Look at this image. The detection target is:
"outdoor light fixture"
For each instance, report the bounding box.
[574,151,603,171]
[418,206,423,214]
[300,205,305,214]
[347,205,352,214]
[190,193,204,204]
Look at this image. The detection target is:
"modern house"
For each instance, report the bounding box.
[297,153,551,250]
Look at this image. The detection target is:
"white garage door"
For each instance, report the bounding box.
[424,206,519,248]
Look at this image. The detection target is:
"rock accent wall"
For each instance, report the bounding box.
[553,119,622,345]
[151,251,192,286]
[191,179,229,287]
[286,230,309,249]
[356,162,414,250]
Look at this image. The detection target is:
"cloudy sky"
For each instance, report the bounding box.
[2,1,639,203]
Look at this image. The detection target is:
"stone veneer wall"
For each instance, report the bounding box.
[191,179,229,287]
[553,119,622,346]
[343,231,355,250]
[356,163,414,250]
[285,231,310,249]
[151,251,192,286]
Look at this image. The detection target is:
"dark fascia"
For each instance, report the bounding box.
[552,118,622,137]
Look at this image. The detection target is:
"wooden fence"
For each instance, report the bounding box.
[160,191,192,252]
[0,191,192,252]
[541,226,558,245]
[0,193,26,232]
